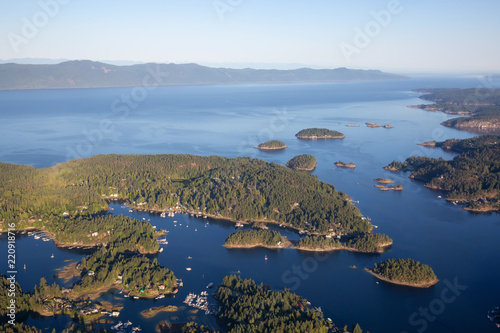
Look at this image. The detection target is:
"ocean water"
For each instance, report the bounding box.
[1,77,499,332]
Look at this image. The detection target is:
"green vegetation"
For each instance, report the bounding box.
[411,88,500,133]
[385,136,500,211]
[256,140,287,150]
[0,154,371,238]
[75,246,176,297]
[48,215,159,253]
[369,258,438,287]
[216,275,331,333]
[346,233,393,253]
[286,154,318,171]
[224,230,286,248]
[181,322,215,333]
[0,322,41,333]
[296,128,345,139]
[296,233,392,253]
[295,236,341,250]
[0,275,116,332]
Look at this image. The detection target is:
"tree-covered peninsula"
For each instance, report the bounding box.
[0,154,372,237]
[295,128,345,139]
[286,154,318,171]
[255,140,287,150]
[216,275,332,332]
[224,229,289,248]
[294,233,392,253]
[409,88,500,133]
[366,258,438,288]
[384,135,500,212]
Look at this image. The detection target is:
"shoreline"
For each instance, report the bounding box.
[224,238,292,250]
[254,146,287,151]
[296,135,345,140]
[364,268,438,288]
[292,241,392,254]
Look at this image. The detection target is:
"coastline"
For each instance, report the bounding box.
[292,241,392,254]
[254,146,287,151]
[296,135,345,140]
[224,238,291,249]
[364,268,438,288]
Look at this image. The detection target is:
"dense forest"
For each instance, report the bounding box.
[370,258,437,286]
[295,235,341,250]
[0,154,371,236]
[385,136,500,211]
[224,230,286,247]
[256,140,287,150]
[215,275,331,333]
[410,88,500,132]
[48,215,159,253]
[286,154,318,171]
[295,128,345,139]
[75,246,177,297]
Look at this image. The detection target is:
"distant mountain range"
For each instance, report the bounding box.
[0,60,408,90]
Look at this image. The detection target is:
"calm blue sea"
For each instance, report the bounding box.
[1,77,499,333]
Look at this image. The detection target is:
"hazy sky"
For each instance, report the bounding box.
[0,0,499,73]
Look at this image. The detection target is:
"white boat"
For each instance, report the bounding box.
[155,295,165,300]
[186,267,192,271]
[43,238,50,242]
[159,248,163,253]
[34,235,40,239]
[124,294,129,298]
[51,254,54,258]
[133,296,139,299]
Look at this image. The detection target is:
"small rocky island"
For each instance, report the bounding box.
[334,161,356,169]
[366,122,393,128]
[374,178,394,184]
[366,258,438,288]
[255,140,287,151]
[374,184,403,191]
[286,154,317,171]
[295,128,345,139]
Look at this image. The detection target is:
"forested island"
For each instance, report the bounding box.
[224,230,289,249]
[366,258,438,288]
[334,161,356,169]
[255,140,287,150]
[295,128,345,139]
[294,233,392,253]
[286,154,318,171]
[0,154,373,238]
[214,275,351,333]
[409,88,500,133]
[385,135,500,212]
